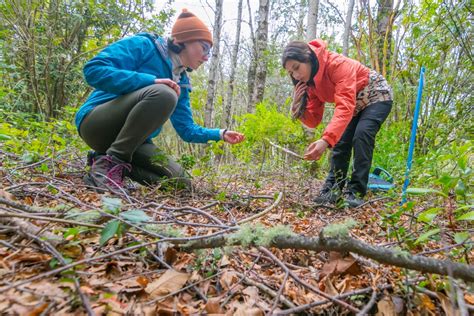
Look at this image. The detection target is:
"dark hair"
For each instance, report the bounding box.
[167,37,194,72]
[167,37,185,54]
[281,41,319,118]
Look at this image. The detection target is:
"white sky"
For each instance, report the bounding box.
[162,0,253,43]
[161,0,353,47]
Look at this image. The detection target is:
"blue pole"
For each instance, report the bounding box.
[402,66,425,204]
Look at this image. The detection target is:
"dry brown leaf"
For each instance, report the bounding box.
[417,293,436,311]
[376,296,397,316]
[205,297,224,314]
[220,255,230,267]
[136,276,149,287]
[465,293,474,304]
[242,286,261,306]
[133,303,157,316]
[233,303,264,316]
[321,276,339,296]
[219,270,238,291]
[436,292,460,316]
[145,269,189,298]
[0,189,14,200]
[8,252,51,264]
[320,252,362,278]
[335,276,352,293]
[172,253,194,270]
[22,302,49,316]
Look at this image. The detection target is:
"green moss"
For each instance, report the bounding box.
[228,223,294,247]
[323,219,358,238]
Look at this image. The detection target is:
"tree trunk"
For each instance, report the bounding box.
[306,0,319,41]
[248,0,270,112]
[204,0,224,127]
[342,0,355,56]
[223,0,243,128]
[375,0,394,77]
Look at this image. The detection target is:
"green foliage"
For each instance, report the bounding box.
[231,101,308,163]
[193,248,223,277]
[0,108,86,163]
[0,0,174,117]
[121,210,151,223]
[177,154,197,170]
[100,220,122,246]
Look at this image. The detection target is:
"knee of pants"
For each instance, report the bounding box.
[143,84,178,114]
[353,125,378,146]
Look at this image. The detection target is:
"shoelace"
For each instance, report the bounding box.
[106,160,132,187]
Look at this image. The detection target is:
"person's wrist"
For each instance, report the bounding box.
[220,129,228,140]
[320,138,330,148]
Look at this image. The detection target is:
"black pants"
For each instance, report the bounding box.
[323,100,392,196]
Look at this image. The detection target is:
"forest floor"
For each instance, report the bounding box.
[0,148,472,315]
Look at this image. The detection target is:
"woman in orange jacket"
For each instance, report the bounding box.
[282,40,392,207]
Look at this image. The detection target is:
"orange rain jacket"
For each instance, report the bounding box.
[299,39,370,147]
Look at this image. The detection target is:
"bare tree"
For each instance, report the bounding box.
[375,0,395,77]
[306,0,319,40]
[247,0,270,112]
[205,0,224,127]
[342,0,355,55]
[223,0,244,128]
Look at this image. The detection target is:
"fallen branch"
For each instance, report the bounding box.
[0,196,49,213]
[0,216,63,247]
[237,192,283,224]
[265,139,304,160]
[235,272,296,310]
[0,212,103,229]
[182,233,474,282]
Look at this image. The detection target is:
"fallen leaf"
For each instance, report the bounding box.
[145,269,189,298]
[233,303,264,316]
[25,302,50,316]
[465,293,474,304]
[242,286,260,305]
[320,252,362,278]
[205,297,224,314]
[136,276,149,287]
[418,293,436,311]
[436,292,460,316]
[219,270,238,291]
[220,255,230,267]
[376,296,396,316]
[321,276,339,296]
[0,189,14,200]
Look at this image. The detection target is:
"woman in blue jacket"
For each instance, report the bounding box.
[76,9,244,193]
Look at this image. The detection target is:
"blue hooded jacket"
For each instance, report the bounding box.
[75,33,221,143]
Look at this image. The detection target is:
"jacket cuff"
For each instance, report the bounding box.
[219,129,227,140]
[322,134,336,148]
[208,128,222,142]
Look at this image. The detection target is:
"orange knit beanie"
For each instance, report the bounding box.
[171,9,213,46]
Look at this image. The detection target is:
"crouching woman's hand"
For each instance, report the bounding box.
[223,130,245,144]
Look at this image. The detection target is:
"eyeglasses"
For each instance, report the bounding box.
[199,41,212,57]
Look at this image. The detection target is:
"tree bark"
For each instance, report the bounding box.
[306,0,319,41]
[375,0,394,77]
[247,0,270,112]
[182,233,474,282]
[205,0,224,127]
[223,0,243,128]
[342,0,355,56]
